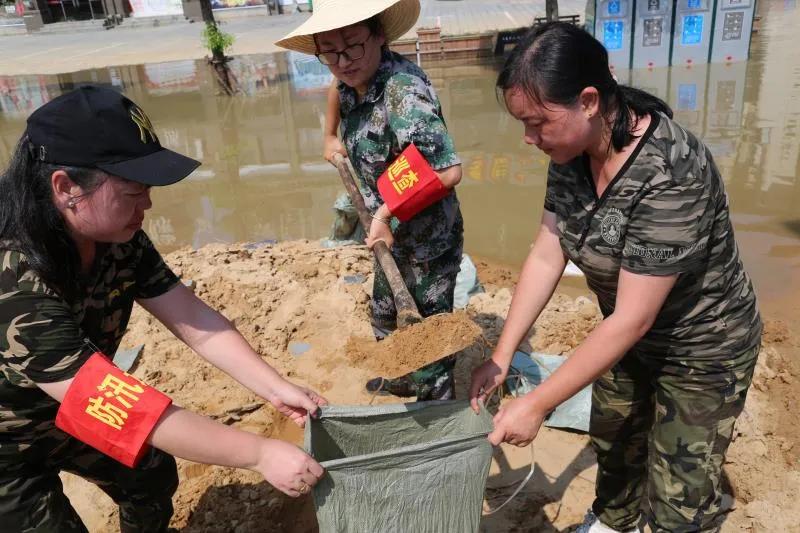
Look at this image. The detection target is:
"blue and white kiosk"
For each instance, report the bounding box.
[632,0,675,68]
[710,0,758,63]
[671,0,715,66]
[594,0,635,72]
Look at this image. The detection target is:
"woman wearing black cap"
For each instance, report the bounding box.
[0,85,326,532]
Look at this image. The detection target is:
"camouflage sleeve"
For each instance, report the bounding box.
[621,180,713,276]
[134,231,180,299]
[385,73,461,170]
[0,290,92,383]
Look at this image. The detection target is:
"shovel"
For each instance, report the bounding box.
[332,153,481,379]
[332,153,422,329]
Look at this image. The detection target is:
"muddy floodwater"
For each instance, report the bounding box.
[0,2,798,316]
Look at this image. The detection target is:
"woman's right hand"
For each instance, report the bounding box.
[255,439,324,497]
[323,134,347,164]
[469,353,512,414]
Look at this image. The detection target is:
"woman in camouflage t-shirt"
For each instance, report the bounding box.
[0,86,326,532]
[277,0,465,401]
[469,23,761,533]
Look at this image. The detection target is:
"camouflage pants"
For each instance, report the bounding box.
[0,436,178,533]
[590,344,760,532]
[371,244,462,401]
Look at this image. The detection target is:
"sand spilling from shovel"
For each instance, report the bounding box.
[345,311,483,379]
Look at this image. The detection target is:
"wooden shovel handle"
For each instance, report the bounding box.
[332,154,422,328]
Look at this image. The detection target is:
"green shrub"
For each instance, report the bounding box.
[202,22,235,56]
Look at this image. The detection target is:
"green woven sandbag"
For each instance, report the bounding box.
[305,400,494,533]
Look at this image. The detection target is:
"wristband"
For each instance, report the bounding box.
[55,352,172,468]
[377,144,450,223]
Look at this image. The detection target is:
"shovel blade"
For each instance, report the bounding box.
[346,312,482,379]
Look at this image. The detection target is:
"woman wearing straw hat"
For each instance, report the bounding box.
[277,0,465,401]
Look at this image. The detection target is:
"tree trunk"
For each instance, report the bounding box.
[199,0,236,94]
[546,0,559,21]
[199,0,225,63]
[199,0,214,26]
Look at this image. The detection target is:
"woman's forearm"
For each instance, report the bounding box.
[139,284,324,429]
[522,313,645,414]
[324,80,340,137]
[494,254,564,363]
[38,380,271,471]
[522,268,677,414]
[493,219,567,365]
[181,321,285,402]
[140,285,287,401]
[149,405,267,469]
[148,405,324,498]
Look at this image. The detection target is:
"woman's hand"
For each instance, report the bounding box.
[366,217,394,250]
[255,439,324,497]
[323,134,347,163]
[266,380,328,428]
[365,204,394,250]
[487,396,547,447]
[469,354,511,413]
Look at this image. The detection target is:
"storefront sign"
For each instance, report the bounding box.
[129,0,182,17]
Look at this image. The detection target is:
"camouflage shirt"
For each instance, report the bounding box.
[0,230,179,456]
[339,49,463,262]
[545,112,761,357]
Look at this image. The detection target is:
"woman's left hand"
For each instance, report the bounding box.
[488,396,547,447]
[366,218,394,250]
[267,380,328,428]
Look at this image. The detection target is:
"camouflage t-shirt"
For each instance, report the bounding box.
[545,112,761,357]
[0,230,179,455]
[339,49,463,262]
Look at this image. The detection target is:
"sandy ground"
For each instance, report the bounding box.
[61,241,800,532]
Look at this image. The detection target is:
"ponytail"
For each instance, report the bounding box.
[610,85,672,152]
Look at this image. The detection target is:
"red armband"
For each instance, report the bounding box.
[377,144,449,223]
[55,353,172,468]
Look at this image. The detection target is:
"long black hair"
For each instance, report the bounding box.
[497,22,672,152]
[0,135,104,303]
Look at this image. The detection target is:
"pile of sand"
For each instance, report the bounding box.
[59,240,799,532]
[721,320,800,532]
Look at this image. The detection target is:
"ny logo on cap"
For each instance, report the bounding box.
[129,105,158,144]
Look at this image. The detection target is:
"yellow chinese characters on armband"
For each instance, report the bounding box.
[85,372,146,430]
[56,352,172,467]
[377,143,448,223]
[387,155,421,196]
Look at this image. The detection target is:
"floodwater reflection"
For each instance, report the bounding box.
[0,2,798,304]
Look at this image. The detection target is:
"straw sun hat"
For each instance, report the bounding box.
[275,0,421,55]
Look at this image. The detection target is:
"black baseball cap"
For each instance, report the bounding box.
[25,85,200,186]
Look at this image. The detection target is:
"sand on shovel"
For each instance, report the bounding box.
[345,311,483,379]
